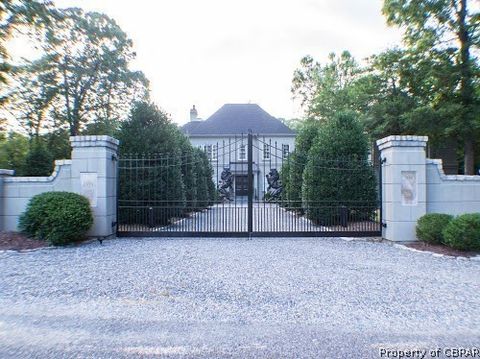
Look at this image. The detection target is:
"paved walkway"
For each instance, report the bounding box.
[154,202,378,233]
[0,238,479,358]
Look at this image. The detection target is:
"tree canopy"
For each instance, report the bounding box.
[382,0,480,174]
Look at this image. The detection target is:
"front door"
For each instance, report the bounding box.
[235,175,248,196]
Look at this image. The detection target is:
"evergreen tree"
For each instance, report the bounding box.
[23,139,53,176]
[287,120,319,212]
[118,102,185,225]
[302,112,377,225]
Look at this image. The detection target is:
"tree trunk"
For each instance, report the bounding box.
[458,0,475,174]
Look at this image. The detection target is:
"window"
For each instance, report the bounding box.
[238,144,246,160]
[282,144,290,159]
[203,145,212,160]
[263,144,270,160]
[203,144,218,161]
[212,144,218,161]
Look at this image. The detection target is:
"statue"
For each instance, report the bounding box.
[218,168,234,201]
[266,168,283,201]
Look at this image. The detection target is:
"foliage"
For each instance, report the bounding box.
[118,102,179,155]
[19,191,93,245]
[23,139,53,176]
[0,131,29,174]
[286,120,319,211]
[292,51,362,120]
[0,130,69,175]
[442,213,480,251]
[5,7,149,137]
[118,102,185,225]
[0,0,53,90]
[302,112,377,224]
[279,157,290,207]
[44,128,70,160]
[5,63,57,136]
[179,138,198,210]
[416,213,453,244]
[194,147,216,209]
[359,49,417,139]
[118,101,215,226]
[382,0,480,174]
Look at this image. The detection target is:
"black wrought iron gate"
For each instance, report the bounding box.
[117,133,382,237]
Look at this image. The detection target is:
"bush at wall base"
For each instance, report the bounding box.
[442,213,480,251]
[416,213,453,244]
[19,192,93,246]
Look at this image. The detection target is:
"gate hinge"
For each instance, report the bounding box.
[382,222,387,228]
[112,221,117,227]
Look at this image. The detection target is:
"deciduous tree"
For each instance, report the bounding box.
[39,8,148,135]
[383,0,480,173]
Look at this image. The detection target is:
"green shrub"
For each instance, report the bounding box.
[279,158,290,207]
[19,192,93,246]
[287,120,319,212]
[416,213,453,244]
[442,213,480,251]
[301,112,377,225]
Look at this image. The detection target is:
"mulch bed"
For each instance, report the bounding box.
[0,232,49,251]
[406,242,480,258]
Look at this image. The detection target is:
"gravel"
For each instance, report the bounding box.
[0,237,479,358]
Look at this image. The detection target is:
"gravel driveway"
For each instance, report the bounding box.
[0,237,479,358]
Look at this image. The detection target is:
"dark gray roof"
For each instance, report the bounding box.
[181,104,295,136]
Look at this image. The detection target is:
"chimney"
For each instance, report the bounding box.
[190,105,198,121]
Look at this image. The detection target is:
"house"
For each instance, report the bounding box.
[181,104,296,199]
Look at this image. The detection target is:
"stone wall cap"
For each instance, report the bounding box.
[376,135,428,150]
[0,169,15,176]
[4,159,71,183]
[427,158,480,181]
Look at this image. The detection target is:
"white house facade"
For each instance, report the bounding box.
[181,104,296,200]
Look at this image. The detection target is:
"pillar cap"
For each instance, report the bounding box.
[376,135,428,151]
[70,135,119,150]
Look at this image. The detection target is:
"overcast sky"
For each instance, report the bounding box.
[12,0,403,125]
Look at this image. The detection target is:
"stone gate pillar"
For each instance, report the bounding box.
[376,135,428,242]
[0,169,14,231]
[70,136,119,238]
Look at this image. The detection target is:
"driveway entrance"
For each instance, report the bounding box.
[117,134,382,237]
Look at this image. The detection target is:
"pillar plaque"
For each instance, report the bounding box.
[401,171,417,206]
[80,172,98,207]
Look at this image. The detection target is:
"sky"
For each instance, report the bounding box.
[10,0,403,126]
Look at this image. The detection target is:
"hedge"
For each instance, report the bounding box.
[443,213,480,251]
[416,213,453,244]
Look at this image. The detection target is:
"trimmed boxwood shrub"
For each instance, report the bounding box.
[19,192,93,246]
[416,213,453,244]
[442,213,480,251]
